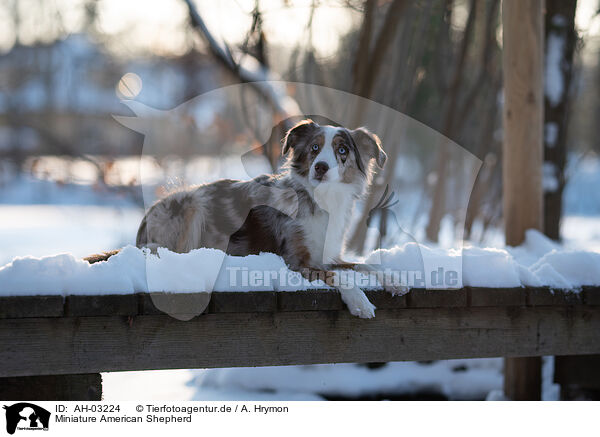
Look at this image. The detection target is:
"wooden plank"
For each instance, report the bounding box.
[65,294,137,317]
[278,290,344,312]
[0,374,102,400]
[365,289,407,309]
[210,291,277,313]
[1,306,599,377]
[469,287,526,307]
[1,288,598,320]
[0,295,64,318]
[528,288,583,306]
[584,286,600,305]
[138,292,211,320]
[407,288,467,308]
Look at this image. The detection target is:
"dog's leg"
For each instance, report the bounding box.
[175,207,198,253]
[284,237,375,318]
[327,262,409,296]
[299,267,376,319]
[336,280,376,318]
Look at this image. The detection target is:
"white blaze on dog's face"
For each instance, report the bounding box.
[282,119,387,190]
[309,126,342,186]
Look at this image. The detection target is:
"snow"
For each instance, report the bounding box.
[462,247,522,287]
[1,228,599,296]
[0,245,331,295]
[562,216,600,252]
[102,370,196,401]
[190,359,504,401]
[543,161,560,192]
[0,175,137,206]
[545,31,566,107]
[0,246,148,295]
[545,122,559,147]
[552,14,568,27]
[102,357,562,402]
[529,250,600,286]
[0,204,142,266]
[563,154,600,216]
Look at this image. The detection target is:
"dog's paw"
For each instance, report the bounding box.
[372,271,410,296]
[384,283,410,296]
[340,286,376,319]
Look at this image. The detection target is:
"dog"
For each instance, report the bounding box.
[90,119,386,318]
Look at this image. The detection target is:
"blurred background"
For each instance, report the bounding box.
[1,0,599,400]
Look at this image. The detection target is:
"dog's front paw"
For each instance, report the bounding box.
[372,271,410,296]
[384,283,410,296]
[340,286,376,319]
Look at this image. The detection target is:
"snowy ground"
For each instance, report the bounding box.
[1,154,599,401]
[0,204,142,266]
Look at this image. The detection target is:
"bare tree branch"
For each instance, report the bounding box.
[425,0,478,242]
[454,0,500,131]
[182,0,300,118]
[352,0,376,95]
[355,0,408,99]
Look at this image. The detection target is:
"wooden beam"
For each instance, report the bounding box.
[0,287,593,319]
[501,0,544,401]
[0,300,599,378]
[555,354,600,399]
[0,374,102,400]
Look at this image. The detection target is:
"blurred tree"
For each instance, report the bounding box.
[182,0,300,169]
[543,0,579,241]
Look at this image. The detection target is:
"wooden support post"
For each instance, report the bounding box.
[0,374,102,401]
[501,0,544,401]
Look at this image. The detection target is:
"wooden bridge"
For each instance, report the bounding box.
[1,287,599,400]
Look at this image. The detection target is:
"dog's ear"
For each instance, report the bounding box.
[350,127,386,168]
[282,119,318,155]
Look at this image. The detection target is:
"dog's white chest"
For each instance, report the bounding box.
[301,182,356,265]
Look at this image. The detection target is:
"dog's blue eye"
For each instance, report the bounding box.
[311,144,319,151]
[338,146,347,155]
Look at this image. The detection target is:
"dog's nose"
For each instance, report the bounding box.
[314,161,329,178]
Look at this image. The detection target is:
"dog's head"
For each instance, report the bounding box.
[282,119,386,190]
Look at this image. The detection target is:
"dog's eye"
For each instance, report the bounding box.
[338,146,347,155]
[311,144,319,152]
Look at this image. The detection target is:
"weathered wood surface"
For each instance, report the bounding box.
[501,0,545,401]
[0,288,599,378]
[0,287,594,319]
[0,374,102,401]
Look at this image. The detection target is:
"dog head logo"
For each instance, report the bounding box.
[3,403,50,434]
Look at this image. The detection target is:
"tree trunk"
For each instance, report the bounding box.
[542,0,600,402]
[424,0,477,242]
[543,0,578,240]
[501,0,544,401]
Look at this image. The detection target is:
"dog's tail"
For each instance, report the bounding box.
[85,214,149,264]
[84,249,121,264]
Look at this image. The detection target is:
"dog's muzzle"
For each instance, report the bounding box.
[313,161,329,181]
